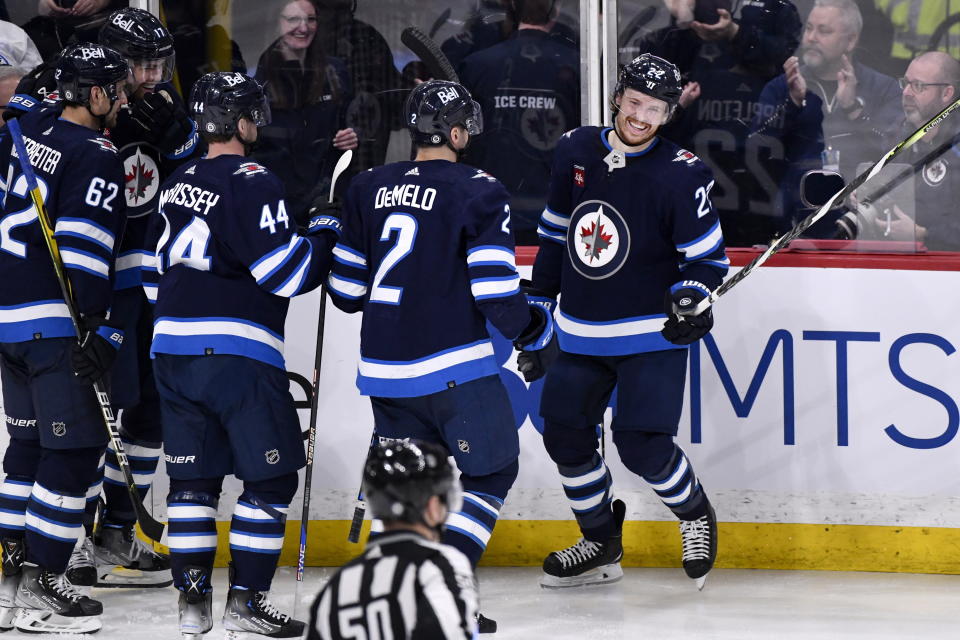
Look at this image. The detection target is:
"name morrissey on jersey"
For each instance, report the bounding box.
[11,135,61,174]
[159,182,221,216]
[375,184,437,211]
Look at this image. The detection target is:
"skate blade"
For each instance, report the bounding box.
[14,608,100,634]
[539,563,624,589]
[96,566,173,588]
[695,575,707,591]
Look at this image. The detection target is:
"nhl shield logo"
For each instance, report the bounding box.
[52,422,66,437]
[265,449,280,465]
[567,200,631,280]
[457,439,470,453]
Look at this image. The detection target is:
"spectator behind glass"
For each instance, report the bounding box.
[254,0,357,224]
[749,0,902,237]
[25,0,125,61]
[459,0,580,245]
[651,0,803,246]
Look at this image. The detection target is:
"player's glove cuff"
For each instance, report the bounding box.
[71,317,124,383]
[520,278,557,315]
[666,280,710,317]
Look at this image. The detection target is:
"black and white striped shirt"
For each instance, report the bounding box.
[309,531,479,640]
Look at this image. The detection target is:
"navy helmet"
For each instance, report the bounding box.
[363,440,461,524]
[99,7,175,84]
[55,43,129,106]
[614,53,683,108]
[405,80,483,147]
[189,72,270,137]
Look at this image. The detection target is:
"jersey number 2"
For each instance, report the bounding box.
[369,213,417,305]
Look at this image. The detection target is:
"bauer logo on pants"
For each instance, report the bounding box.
[567,199,631,279]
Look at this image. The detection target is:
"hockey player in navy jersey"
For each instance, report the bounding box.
[65,6,198,591]
[326,79,556,633]
[144,71,340,639]
[0,44,129,633]
[530,53,728,590]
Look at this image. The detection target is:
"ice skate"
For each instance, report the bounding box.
[0,538,24,630]
[65,536,97,587]
[14,563,102,633]
[540,499,625,588]
[477,612,497,633]
[94,522,173,587]
[222,587,305,638]
[679,501,718,590]
[179,565,214,639]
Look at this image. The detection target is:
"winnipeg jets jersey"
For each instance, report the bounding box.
[109,84,198,291]
[328,160,529,398]
[0,107,126,342]
[532,126,729,356]
[145,155,336,370]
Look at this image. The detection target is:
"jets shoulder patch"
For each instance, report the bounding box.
[233,162,268,177]
[89,137,118,153]
[673,148,700,166]
[472,169,496,182]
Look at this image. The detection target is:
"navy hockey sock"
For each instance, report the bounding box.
[0,475,33,540]
[643,446,707,521]
[558,453,615,542]
[167,488,220,592]
[443,461,517,567]
[82,453,104,536]
[103,436,161,525]
[229,474,297,592]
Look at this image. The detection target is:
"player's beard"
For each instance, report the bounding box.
[614,111,658,149]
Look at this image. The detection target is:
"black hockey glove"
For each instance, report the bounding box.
[2,62,57,122]
[71,317,124,384]
[514,305,559,383]
[520,279,557,315]
[128,90,196,157]
[661,282,713,346]
[304,198,343,238]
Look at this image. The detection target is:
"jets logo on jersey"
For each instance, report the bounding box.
[122,145,160,209]
[567,200,631,279]
[233,162,267,177]
[472,170,497,182]
[674,149,698,165]
[923,158,948,186]
[89,137,118,153]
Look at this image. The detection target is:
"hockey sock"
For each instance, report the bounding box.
[443,461,517,567]
[103,436,161,525]
[0,476,33,540]
[82,453,104,536]
[25,446,102,573]
[643,446,707,521]
[167,489,220,592]
[229,474,297,592]
[558,453,615,542]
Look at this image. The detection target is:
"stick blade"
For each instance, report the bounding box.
[134,502,166,543]
[401,27,460,83]
[347,503,366,543]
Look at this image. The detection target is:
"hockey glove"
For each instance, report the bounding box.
[304,198,343,238]
[520,279,557,315]
[661,282,713,346]
[71,317,124,384]
[128,90,196,157]
[514,305,559,383]
[2,63,57,122]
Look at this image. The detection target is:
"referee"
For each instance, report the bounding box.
[308,441,479,640]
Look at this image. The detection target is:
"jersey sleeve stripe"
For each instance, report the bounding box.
[143,283,157,303]
[466,247,517,269]
[677,222,722,260]
[538,225,566,244]
[333,243,368,268]
[681,257,729,271]
[541,207,570,229]
[60,248,110,279]
[470,275,520,300]
[328,273,368,299]
[54,217,115,251]
[249,236,301,284]
[115,250,153,272]
[271,246,312,298]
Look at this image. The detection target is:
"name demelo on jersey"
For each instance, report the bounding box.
[568,199,631,279]
[374,184,437,210]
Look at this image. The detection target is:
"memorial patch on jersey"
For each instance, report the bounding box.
[567,199,631,279]
[233,162,267,177]
[88,137,118,153]
[122,146,159,208]
[573,165,585,187]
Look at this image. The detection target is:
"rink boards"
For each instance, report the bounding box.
[11,263,960,572]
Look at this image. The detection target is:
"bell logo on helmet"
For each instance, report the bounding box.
[110,13,135,31]
[436,86,459,104]
[222,73,245,87]
[78,47,106,61]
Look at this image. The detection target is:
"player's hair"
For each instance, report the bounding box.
[811,0,862,37]
[513,0,558,25]
[0,66,23,83]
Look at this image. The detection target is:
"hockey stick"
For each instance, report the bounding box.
[6,118,165,543]
[295,149,353,598]
[347,431,377,543]
[692,94,960,316]
[401,26,460,83]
